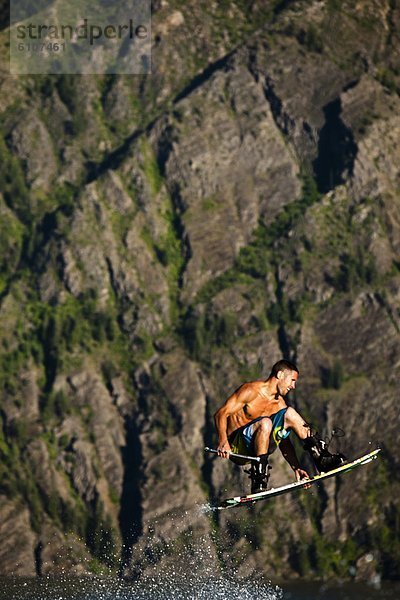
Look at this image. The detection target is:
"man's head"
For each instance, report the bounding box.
[269,360,299,396]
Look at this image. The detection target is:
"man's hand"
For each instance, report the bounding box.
[294,467,311,487]
[217,440,231,458]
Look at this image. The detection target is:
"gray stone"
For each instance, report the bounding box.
[0,497,36,576]
[8,110,57,191]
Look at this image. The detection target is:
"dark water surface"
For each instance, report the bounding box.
[1,577,399,600]
[282,581,400,600]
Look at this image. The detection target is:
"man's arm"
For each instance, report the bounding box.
[279,438,309,481]
[214,384,255,458]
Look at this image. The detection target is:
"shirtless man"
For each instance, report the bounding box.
[214,360,345,493]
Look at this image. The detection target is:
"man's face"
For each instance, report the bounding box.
[277,369,298,396]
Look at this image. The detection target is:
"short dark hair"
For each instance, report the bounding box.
[269,359,299,378]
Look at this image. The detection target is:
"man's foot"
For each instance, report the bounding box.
[303,434,346,473]
[248,454,270,494]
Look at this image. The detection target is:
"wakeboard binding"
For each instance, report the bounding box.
[245,453,271,494]
[304,433,346,473]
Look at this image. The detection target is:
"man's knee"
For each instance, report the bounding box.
[284,407,301,427]
[284,407,309,432]
[255,417,273,435]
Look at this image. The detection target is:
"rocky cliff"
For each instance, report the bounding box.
[0,0,399,583]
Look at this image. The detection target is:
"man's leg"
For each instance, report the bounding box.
[248,417,272,493]
[252,416,273,454]
[284,407,346,472]
[283,407,310,440]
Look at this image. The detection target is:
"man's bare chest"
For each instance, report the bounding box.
[242,395,285,420]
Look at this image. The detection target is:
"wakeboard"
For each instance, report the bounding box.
[217,447,381,510]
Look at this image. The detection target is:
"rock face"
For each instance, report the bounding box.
[0,0,400,584]
[8,111,57,192]
[0,497,36,576]
[154,57,301,300]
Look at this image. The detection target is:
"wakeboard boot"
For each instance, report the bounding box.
[249,454,270,494]
[303,434,346,473]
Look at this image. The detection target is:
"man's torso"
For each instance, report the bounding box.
[227,380,287,436]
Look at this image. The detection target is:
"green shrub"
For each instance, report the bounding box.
[55,75,86,135]
[0,137,31,224]
[297,25,324,53]
[321,361,344,389]
[334,251,378,292]
[86,500,118,569]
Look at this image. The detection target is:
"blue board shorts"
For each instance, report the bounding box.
[228,408,291,464]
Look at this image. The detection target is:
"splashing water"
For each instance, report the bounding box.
[195,502,217,515]
[1,574,282,600]
[119,511,282,600]
[1,507,282,600]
